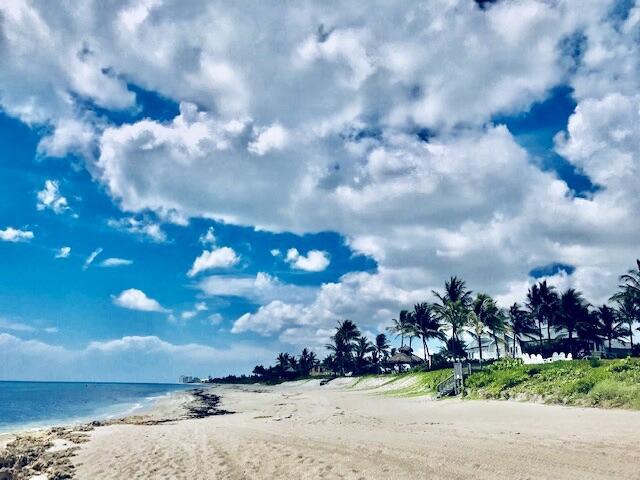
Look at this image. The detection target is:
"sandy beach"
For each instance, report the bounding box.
[3,378,640,479]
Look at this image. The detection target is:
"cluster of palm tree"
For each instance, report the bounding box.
[324,320,392,375]
[386,260,640,363]
[247,260,640,380]
[252,348,319,382]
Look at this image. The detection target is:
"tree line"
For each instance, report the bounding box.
[212,260,640,383]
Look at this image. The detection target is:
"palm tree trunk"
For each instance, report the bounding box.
[423,338,431,369]
[493,333,501,360]
[547,322,551,341]
[400,334,404,347]
[609,336,612,352]
[513,334,517,358]
[538,321,543,352]
[629,322,634,350]
[568,330,573,357]
[478,336,483,364]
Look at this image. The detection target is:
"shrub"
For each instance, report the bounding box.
[589,356,602,368]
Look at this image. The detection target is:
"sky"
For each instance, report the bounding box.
[0,0,639,382]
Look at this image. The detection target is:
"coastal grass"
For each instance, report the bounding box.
[464,357,640,409]
[349,358,640,409]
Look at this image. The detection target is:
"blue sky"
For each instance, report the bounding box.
[0,0,638,382]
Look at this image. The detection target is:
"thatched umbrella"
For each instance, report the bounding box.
[384,346,424,371]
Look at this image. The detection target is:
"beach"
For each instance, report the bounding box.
[3,379,640,479]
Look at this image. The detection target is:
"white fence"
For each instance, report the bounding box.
[521,352,573,365]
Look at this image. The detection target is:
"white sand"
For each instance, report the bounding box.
[71,381,640,479]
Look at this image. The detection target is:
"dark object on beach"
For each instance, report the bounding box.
[186,389,233,418]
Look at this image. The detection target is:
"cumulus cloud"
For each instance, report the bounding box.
[187,247,240,277]
[197,272,315,305]
[55,246,71,258]
[1,0,639,351]
[36,180,70,214]
[248,123,288,155]
[0,333,272,382]
[113,288,168,313]
[285,248,330,272]
[0,227,34,243]
[99,257,133,267]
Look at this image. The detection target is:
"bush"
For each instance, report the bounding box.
[589,357,602,368]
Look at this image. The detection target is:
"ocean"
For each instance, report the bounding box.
[0,381,195,433]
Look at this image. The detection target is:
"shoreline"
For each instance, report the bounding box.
[0,387,225,480]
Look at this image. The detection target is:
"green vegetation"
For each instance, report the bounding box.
[348,358,640,410]
[464,358,640,409]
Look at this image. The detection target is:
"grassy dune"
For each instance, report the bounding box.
[351,358,640,409]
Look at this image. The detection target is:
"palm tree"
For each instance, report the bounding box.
[508,302,537,356]
[557,288,590,356]
[613,294,639,351]
[619,259,640,297]
[466,311,486,364]
[299,348,317,376]
[387,310,414,347]
[596,305,626,352]
[526,282,558,349]
[373,333,390,366]
[354,336,375,373]
[411,302,446,367]
[433,276,472,342]
[538,281,559,341]
[326,319,361,375]
[276,352,290,369]
[475,294,507,360]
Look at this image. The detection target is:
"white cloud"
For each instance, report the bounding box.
[285,248,330,272]
[1,0,639,350]
[199,227,216,246]
[108,217,167,242]
[197,272,315,305]
[207,313,223,326]
[270,249,281,257]
[0,317,36,332]
[248,123,288,156]
[179,302,207,321]
[113,288,168,313]
[36,180,69,214]
[83,248,103,270]
[0,333,272,382]
[55,246,71,258]
[0,227,34,243]
[187,247,239,277]
[100,257,133,267]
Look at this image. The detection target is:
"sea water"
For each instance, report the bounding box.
[0,381,195,433]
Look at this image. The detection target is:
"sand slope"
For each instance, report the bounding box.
[72,381,640,479]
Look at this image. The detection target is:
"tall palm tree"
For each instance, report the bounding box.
[387,310,412,347]
[411,302,446,367]
[557,288,590,356]
[619,259,640,297]
[613,294,639,351]
[526,283,544,350]
[476,294,507,360]
[276,352,290,369]
[299,348,317,375]
[596,305,626,352]
[373,333,390,365]
[466,311,486,364]
[326,319,361,375]
[508,302,537,356]
[538,281,559,341]
[354,336,375,373]
[433,276,472,342]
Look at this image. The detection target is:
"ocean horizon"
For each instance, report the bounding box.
[0,381,195,433]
